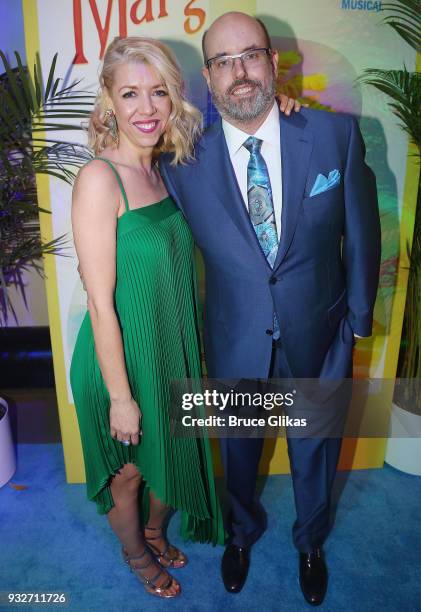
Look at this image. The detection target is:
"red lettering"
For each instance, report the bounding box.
[158,0,168,18]
[89,0,114,59]
[73,0,88,64]
[73,0,128,64]
[119,0,128,37]
[130,0,167,24]
[73,0,169,64]
[184,0,206,35]
[130,0,153,24]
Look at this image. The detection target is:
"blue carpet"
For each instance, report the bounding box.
[0,444,420,611]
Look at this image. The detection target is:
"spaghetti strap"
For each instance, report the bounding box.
[91,156,130,212]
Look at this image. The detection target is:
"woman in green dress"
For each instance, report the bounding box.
[70,36,225,599]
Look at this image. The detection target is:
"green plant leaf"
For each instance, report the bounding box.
[0,51,29,118]
[381,0,421,51]
[0,50,95,325]
[44,53,58,100]
[358,68,421,150]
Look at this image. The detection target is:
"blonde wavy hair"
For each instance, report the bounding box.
[88,36,202,164]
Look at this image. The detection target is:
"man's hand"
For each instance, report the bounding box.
[277,94,303,116]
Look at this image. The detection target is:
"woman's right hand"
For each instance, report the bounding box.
[110,397,142,446]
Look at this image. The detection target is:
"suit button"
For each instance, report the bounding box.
[266,329,273,335]
[269,276,277,284]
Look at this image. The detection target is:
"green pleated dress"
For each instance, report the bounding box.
[70,157,225,545]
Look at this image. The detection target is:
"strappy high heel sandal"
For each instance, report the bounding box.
[122,547,181,598]
[144,525,188,569]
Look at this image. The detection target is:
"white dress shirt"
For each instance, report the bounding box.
[222,101,282,238]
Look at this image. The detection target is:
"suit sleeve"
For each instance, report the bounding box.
[343,116,381,337]
[159,156,185,213]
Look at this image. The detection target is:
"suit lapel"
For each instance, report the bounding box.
[273,111,313,270]
[200,112,313,270]
[200,120,270,265]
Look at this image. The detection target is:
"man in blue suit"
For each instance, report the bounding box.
[160,11,381,605]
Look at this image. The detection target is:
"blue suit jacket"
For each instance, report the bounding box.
[160,108,381,379]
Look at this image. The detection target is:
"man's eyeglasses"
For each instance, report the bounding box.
[205,48,272,73]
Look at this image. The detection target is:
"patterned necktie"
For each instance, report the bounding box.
[244,136,280,339]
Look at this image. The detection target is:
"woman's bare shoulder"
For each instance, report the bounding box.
[75,157,117,187]
[73,157,121,210]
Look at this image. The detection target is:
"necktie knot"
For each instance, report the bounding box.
[243,136,262,155]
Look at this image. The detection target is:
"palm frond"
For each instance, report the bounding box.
[0,51,94,182]
[359,68,421,150]
[0,50,95,324]
[366,1,421,387]
[381,0,421,52]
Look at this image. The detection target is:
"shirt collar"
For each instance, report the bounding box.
[222,101,280,157]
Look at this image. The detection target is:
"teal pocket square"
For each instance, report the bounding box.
[309,170,341,197]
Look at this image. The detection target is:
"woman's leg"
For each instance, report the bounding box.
[144,489,187,568]
[107,463,143,554]
[107,463,180,595]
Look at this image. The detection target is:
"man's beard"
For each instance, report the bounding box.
[210,78,275,123]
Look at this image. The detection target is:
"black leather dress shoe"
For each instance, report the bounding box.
[221,544,250,593]
[299,547,328,606]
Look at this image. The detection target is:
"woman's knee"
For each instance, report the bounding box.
[111,463,142,493]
